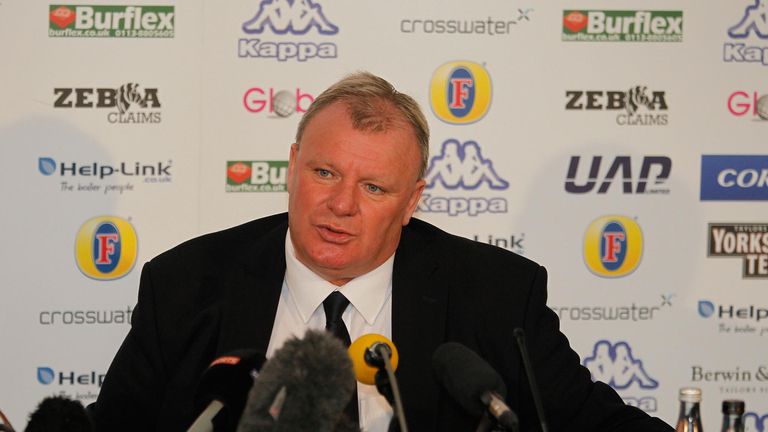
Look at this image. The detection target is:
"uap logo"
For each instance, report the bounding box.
[583,340,659,390]
[584,216,643,278]
[75,216,138,280]
[430,61,492,124]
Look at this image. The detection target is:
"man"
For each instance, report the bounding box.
[92,72,673,431]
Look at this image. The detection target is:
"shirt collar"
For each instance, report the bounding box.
[284,230,394,326]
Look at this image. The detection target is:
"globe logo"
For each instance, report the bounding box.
[272,90,297,117]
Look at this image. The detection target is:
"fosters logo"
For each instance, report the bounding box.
[430,61,492,125]
[584,216,643,278]
[75,216,138,280]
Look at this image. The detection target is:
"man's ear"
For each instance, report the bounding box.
[402,179,426,226]
[287,143,299,193]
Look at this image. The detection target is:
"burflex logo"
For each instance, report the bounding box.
[400,9,533,36]
[49,5,174,38]
[53,83,161,124]
[226,161,288,192]
[583,340,659,412]
[584,216,643,278]
[239,0,338,61]
[725,0,768,66]
[38,157,172,195]
[565,156,672,194]
[727,91,768,120]
[37,367,105,387]
[562,10,683,42]
[700,155,768,201]
[708,223,768,278]
[243,87,315,117]
[699,300,768,337]
[418,139,508,217]
[430,61,492,125]
[565,87,669,126]
[75,216,138,281]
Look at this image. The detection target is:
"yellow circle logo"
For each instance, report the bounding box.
[75,216,138,280]
[583,216,642,278]
[430,61,492,124]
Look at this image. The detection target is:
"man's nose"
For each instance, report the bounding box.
[327,181,359,216]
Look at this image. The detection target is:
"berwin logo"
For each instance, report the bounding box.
[700,155,768,201]
[75,216,138,280]
[430,61,492,125]
[584,216,643,278]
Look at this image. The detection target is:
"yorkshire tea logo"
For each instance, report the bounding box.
[430,61,492,125]
[49,5,175,38]
[709,223,768,278]
[226,161,288,192]
[562,10,683,42]
[75,216,138,280]
[584,216,643,278]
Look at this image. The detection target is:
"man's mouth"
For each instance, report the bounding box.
[316,224,354,244]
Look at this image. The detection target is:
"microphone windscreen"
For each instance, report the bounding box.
[348,333,399,385]
[237,329,355,432]
[432,342,507,416]
[24,395,92,432]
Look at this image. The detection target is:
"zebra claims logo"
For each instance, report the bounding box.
[562,10,683,42]
[724,0,768,66]
[583,340,660,411]
[430,61,492,125]
[565,86,669,126]
[49,5,174,38]
[419,139,508,216]
[75,216,138,281]
[239,0,339,61]
[584,216,643,278]
[53,83,161,124]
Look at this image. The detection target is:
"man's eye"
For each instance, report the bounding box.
[316,169,331,178]
[366,184,382,193]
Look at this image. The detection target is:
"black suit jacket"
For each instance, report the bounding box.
[92,213,672,431]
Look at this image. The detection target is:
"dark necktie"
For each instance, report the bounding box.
[323,291,359,424]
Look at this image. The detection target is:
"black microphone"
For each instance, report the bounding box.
[236,330,357,432]
[24,395,92,432]
[432,342,518,432]
[513,328,549,432]
[188,349,267,432]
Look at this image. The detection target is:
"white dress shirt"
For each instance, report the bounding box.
[266,231,394,432]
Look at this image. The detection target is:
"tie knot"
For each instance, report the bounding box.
[323,291,350,325]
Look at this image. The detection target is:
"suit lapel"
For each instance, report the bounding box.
[392,222,448,430]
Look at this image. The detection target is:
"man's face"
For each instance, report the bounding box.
[287,102,425,285]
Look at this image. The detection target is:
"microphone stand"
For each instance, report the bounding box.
[366,344,408,432]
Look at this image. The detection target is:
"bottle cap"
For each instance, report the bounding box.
[678,387,702,403]
[722,400,745,415]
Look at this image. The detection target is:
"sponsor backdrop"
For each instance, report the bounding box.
[0,1,766,430]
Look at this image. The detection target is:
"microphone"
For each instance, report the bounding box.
[348,334,408,432]
[432,342,518,432]
[24,395,92,432]
[236,329,357,432]
[188,349,267,432]
[513,328,549,432]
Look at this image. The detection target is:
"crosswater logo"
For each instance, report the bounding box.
[419,139,508,217]
[727,91,768,120]
[552,294,674,322]
[430,61,492,125]
[49,5,174,38]
[584,216,643,278]
[400,9,533,36]
[75,216,138,280]
[565,87,669,126]
[38,157,172,195]
[708,223,768,278]
[565,156,672,194]
[583,340,659,412]
[699,300,768,337]
[239,0,338,61]
[226,161,288,192]
[724,0,768,66]
[39,306,134,326]
[562,10,683,42]
[471,233,525,255]
[700,155,768,201]
[53,83,161,124]
[243,87,315,117]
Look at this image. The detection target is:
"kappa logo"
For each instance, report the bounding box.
[584,216,643,278]
[430,61,492,124]
[744,412,768,432]
[239,0,338,61]
[75,216,138,281]
[425,139,508,190]
[724,0,768,65]
[583,340,659,390]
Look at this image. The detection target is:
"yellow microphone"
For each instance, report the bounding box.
[348,333,399,385]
